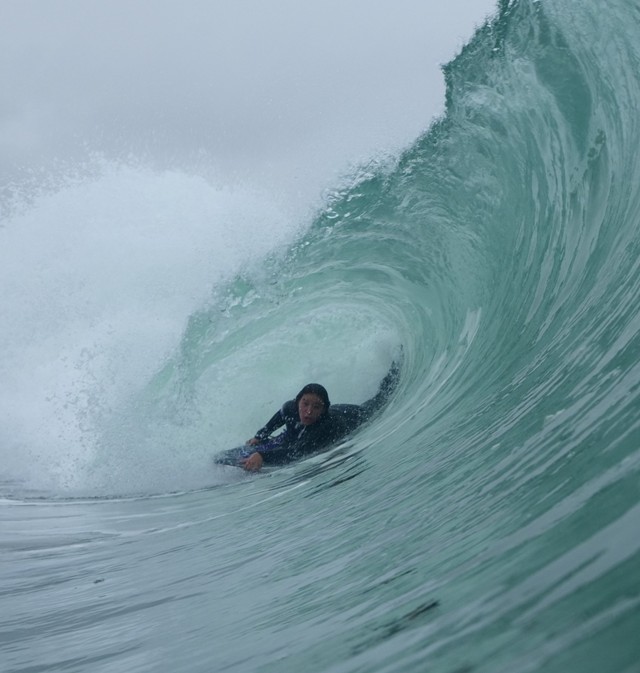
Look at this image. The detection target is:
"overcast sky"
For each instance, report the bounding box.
[1,0,497,196]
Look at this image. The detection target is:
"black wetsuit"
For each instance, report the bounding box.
[251,359,401,466]
[251,400,348,465]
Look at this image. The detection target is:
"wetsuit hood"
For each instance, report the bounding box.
[295,383,330,414]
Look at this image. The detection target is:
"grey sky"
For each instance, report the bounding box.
[1,0,497,196]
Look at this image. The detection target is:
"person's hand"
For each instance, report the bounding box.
[240,452,263,472]
[245,437,260,446]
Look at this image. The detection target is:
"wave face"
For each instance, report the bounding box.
[2,1,640,671]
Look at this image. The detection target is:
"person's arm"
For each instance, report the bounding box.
[246,405,288,445]
[257,415,348,466]
[256,444,304,466]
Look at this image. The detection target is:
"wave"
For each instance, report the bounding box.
[2,0,640,502]
[2,1,640,671]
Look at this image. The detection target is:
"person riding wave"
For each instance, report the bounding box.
[221,357,401,471]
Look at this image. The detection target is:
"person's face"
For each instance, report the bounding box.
[298,393,325,425]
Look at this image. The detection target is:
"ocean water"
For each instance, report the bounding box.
[2,0,640,671]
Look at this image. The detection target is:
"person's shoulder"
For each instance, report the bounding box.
[331,413,349,434]
[318,411,348,438]
[281,399,298,418]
